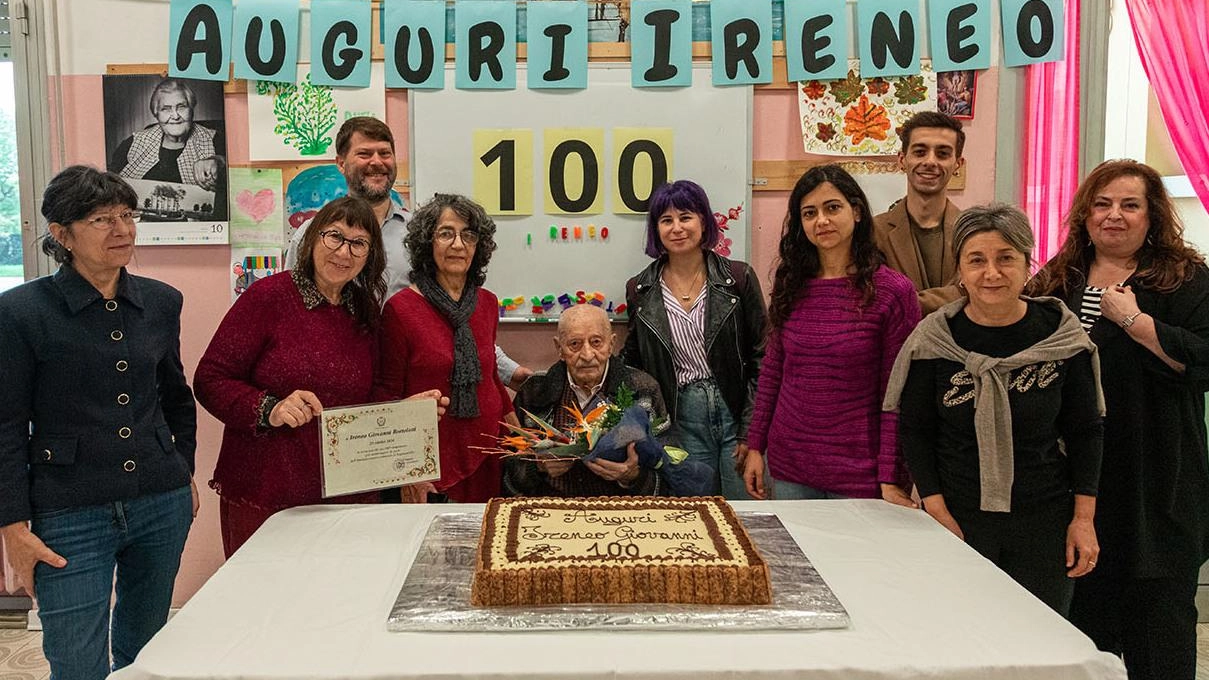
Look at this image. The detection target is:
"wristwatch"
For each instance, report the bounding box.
[1120,312,1142,328]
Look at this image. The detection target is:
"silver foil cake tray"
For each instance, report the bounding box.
[387,511,850,631]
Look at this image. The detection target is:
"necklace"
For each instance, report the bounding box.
[669,268,704,302]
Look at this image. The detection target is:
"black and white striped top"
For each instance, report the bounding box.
[1079,285,1106,330]
[660,281,713,386]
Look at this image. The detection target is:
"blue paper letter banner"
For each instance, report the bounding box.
[456,0,518,90]
[631,0,692,88]
[233,0,299,83]
[1000,0,1064,66]
[857,0,921,78]
[311,0,372,86]
[385,0,446,89]
[527,0,588,90]
[783,0,847,82]
[928,0,991,72]
[170,0,232,81]
[710,0,772,85]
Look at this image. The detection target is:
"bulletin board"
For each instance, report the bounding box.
[410,64,751,320]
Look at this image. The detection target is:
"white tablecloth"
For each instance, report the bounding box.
[112,500,1127,680]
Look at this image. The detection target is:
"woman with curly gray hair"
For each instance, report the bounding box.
[375,193,514,502]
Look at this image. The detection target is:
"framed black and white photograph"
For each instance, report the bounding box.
[103,74,229,244]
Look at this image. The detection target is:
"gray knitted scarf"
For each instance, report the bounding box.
[883,296,1104,512]
[415,273,482,418]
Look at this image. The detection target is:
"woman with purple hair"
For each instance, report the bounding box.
[621,180,767,499]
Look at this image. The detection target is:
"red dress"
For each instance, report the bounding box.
[196,272,381,554]
[377,287,512,502]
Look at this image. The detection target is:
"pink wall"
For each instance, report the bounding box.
[53,69,1001,603]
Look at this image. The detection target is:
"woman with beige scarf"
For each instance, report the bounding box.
[884,204,1104,616]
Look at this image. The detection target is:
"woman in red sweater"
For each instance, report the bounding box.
[197,197,441,557]
[376,194,515,503]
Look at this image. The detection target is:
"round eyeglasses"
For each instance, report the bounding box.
[434,228,480,245]
[319,229,371,258]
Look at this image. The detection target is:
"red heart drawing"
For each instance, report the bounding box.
[236,189,276,223]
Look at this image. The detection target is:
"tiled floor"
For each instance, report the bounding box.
[0,628,48,680]
[2,622,1209,678]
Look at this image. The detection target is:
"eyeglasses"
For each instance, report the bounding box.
[320,229,371,258]
[81,210,141,230]
[434,228,480,245]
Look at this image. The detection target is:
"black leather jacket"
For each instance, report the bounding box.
[622,251,767,440]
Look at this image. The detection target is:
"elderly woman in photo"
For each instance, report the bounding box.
[1030,160,1209,679]
[195,197,443,557]
[109,78,224,192]
[375,193,515,503]
[505,304,671,497]
[885,204,1104,617]
[622,180,767,499]
[0,166,197,680]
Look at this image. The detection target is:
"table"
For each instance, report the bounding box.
[112,500,1127,680]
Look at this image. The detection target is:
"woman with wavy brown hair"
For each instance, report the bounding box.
[742,164,920,503]
[1030,159,1209,680]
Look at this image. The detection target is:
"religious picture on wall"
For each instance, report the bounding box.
[937,70,977,120]
[103,74,229,245]
[798,60,938,157]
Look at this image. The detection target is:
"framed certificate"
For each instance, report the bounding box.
[319,399,440,498]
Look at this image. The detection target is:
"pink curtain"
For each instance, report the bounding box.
[1022,0,1081,266]
[1126,0,1209,213]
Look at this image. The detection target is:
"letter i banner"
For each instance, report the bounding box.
[385,0,446,89]
[631,0,693,88]
[170,0,233,81]
[233,0,300,83]
[527,0,588,90]
[311,0,373,87]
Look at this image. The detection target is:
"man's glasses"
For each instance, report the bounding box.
[81,210,141,230]
[320,229,371,258]
[434,228,480,245]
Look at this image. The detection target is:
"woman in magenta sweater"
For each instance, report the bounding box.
[743,165,920,503]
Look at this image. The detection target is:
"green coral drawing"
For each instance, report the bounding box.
[255,74,338,156]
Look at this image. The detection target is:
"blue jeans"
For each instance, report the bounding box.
[32,485,193,680]
[771,477,849,500]
[677,379,749,499]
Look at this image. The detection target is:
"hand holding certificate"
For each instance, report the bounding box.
[320,398,441,498]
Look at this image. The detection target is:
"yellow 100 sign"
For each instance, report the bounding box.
[472,128,673,216]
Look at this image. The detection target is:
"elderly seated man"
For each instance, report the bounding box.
[504,304,671,497]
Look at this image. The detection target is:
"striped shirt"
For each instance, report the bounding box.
[1079,285,1106,330]
[661,280,712,386]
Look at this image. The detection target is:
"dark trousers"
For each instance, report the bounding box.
[1070,564,1200,680]
[950,497,1075,616]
